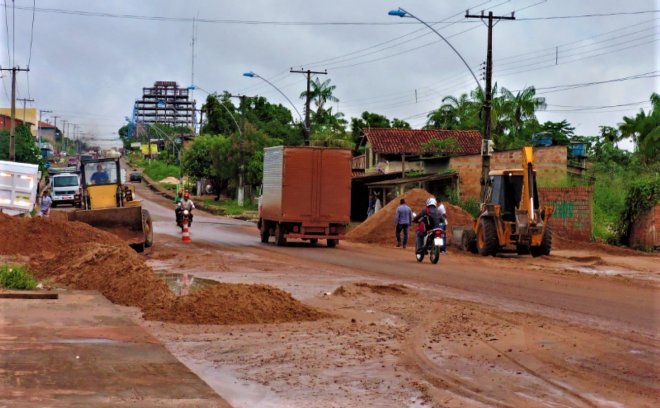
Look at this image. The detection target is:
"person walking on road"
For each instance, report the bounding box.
[367,192,376,217]
[38,190,52,217]
[394,198,413,248]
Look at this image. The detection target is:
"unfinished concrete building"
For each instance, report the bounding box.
[133,81,196,131]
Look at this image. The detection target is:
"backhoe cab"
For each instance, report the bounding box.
[67,157,153,252]
[461,147,554,257]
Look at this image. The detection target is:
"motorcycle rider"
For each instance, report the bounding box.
[176,191,195,227]
[413,197,441,253]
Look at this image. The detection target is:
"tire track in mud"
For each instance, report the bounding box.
[479,339,598,408]
[477,309,659,403]
[401,310,513,408]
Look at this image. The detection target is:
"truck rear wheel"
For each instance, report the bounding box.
[531,224,552,257]
[477,218,498,257]
[275,224,287,246]
[260,220,270,243]
[327,239,337,248]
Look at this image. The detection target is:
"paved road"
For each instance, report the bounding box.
[135,181,659,338]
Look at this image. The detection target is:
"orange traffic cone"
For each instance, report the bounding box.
[181,221,191,243]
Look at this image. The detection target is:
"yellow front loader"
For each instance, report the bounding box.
[455,147,554,257]
[68,157,153,252]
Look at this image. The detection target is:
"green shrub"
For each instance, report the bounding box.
[613,177,659,245]
[0,265,37,290]
[143,160,181,182]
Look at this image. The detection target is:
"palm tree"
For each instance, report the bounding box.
[619,92,659,162]
[300,78,339,115]
[500,86,547,137]
[426,93,477,129]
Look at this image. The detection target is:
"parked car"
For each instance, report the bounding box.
[129,171,142,182]
[67,156,79,167]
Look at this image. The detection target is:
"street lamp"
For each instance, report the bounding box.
[188,85,246,207]
[389,7,493,200]
[242,71,308,140]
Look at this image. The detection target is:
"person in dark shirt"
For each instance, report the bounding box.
[90,164,109,184]
[413,197,440,252]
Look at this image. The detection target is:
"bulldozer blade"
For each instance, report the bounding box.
[68,206,145,248]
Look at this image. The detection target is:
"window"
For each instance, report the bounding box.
[53,175,79,188]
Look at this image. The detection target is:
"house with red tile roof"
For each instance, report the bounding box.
[350,128,482,220]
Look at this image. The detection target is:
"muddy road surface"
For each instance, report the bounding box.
[123,182,658,407]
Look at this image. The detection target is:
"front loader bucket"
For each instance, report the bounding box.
[68,206,147,251]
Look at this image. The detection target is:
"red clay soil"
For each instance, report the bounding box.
[0,215,324,325]
[147,284,329,324]
[346,188,474,246]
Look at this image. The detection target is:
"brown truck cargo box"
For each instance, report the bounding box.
[259,146,351,245]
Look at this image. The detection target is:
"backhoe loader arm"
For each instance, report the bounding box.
[520,146,535,224]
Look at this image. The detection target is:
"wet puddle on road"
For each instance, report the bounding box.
[157,272,219,296]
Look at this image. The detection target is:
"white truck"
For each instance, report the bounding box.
[50,173,81,207]
[0,160,41,216]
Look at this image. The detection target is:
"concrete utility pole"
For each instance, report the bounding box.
[17,98,35,122]
[226,93,255,207]
[465,10,515,202]
[0,66,30,161]
[289,68,327,146]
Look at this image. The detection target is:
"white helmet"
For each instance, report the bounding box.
[426,197,437,207]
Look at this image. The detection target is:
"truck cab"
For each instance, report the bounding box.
[50,173,80,207]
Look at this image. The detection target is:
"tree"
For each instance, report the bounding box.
[500,86,546,139]
[390,118,411,129]
[537,120,574,146]
[350,111,391,145]
[426,93,478,130]
[0,124,43,167]
[301,78,339,115]
[619,93,659,164]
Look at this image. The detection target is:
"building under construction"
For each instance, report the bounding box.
[133,81,196,131]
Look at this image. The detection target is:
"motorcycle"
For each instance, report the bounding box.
[416,223,447,264]
[175,206,193,231]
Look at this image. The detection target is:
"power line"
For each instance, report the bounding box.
[10,5,659,25]
[27,0,35,67]
[517,10,660,21]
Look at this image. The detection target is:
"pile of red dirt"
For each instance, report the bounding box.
[0,215,325,325]
[346,188,474,246]
[147,283,329,324]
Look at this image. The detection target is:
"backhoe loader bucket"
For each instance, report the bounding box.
[68,205,153,252]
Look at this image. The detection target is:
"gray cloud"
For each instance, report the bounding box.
[1,0,657,148]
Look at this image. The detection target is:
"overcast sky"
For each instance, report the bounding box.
[1,0,657,148]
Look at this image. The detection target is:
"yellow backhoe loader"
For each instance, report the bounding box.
[453,147,554,257]
[68,157,153,252]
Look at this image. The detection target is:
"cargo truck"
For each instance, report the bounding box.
[0,160,40,216]
[258,146,351,247]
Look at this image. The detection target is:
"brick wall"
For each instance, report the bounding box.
[630,204,659,248]
[449,145,568,199]
[538,187,593,241]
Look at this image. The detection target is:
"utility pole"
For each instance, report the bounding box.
[38,110,52,146]
[0,66,29,161]
[289,68,327,145]
[17,98,35,122]
[51,115,60,151]
[227,93,255,207]
[465,10,515,202]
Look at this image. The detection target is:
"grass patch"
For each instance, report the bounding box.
[0,264,37,290]
[203,199,257,215]
[133,159,181,182]
[160,182,178,191]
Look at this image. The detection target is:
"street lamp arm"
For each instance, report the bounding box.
[390,7,483,93]
[243,71,305,125]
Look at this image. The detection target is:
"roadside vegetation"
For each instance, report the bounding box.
[0,264,37,290]
[118,79,658,244]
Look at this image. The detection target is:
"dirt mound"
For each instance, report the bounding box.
[148,283,328,324]
[0,213,126,255]
[333,282,409,297]
[346,188,474,246]
[0,215,325,325]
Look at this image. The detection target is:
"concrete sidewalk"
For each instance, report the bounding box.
[0,290,232,407]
